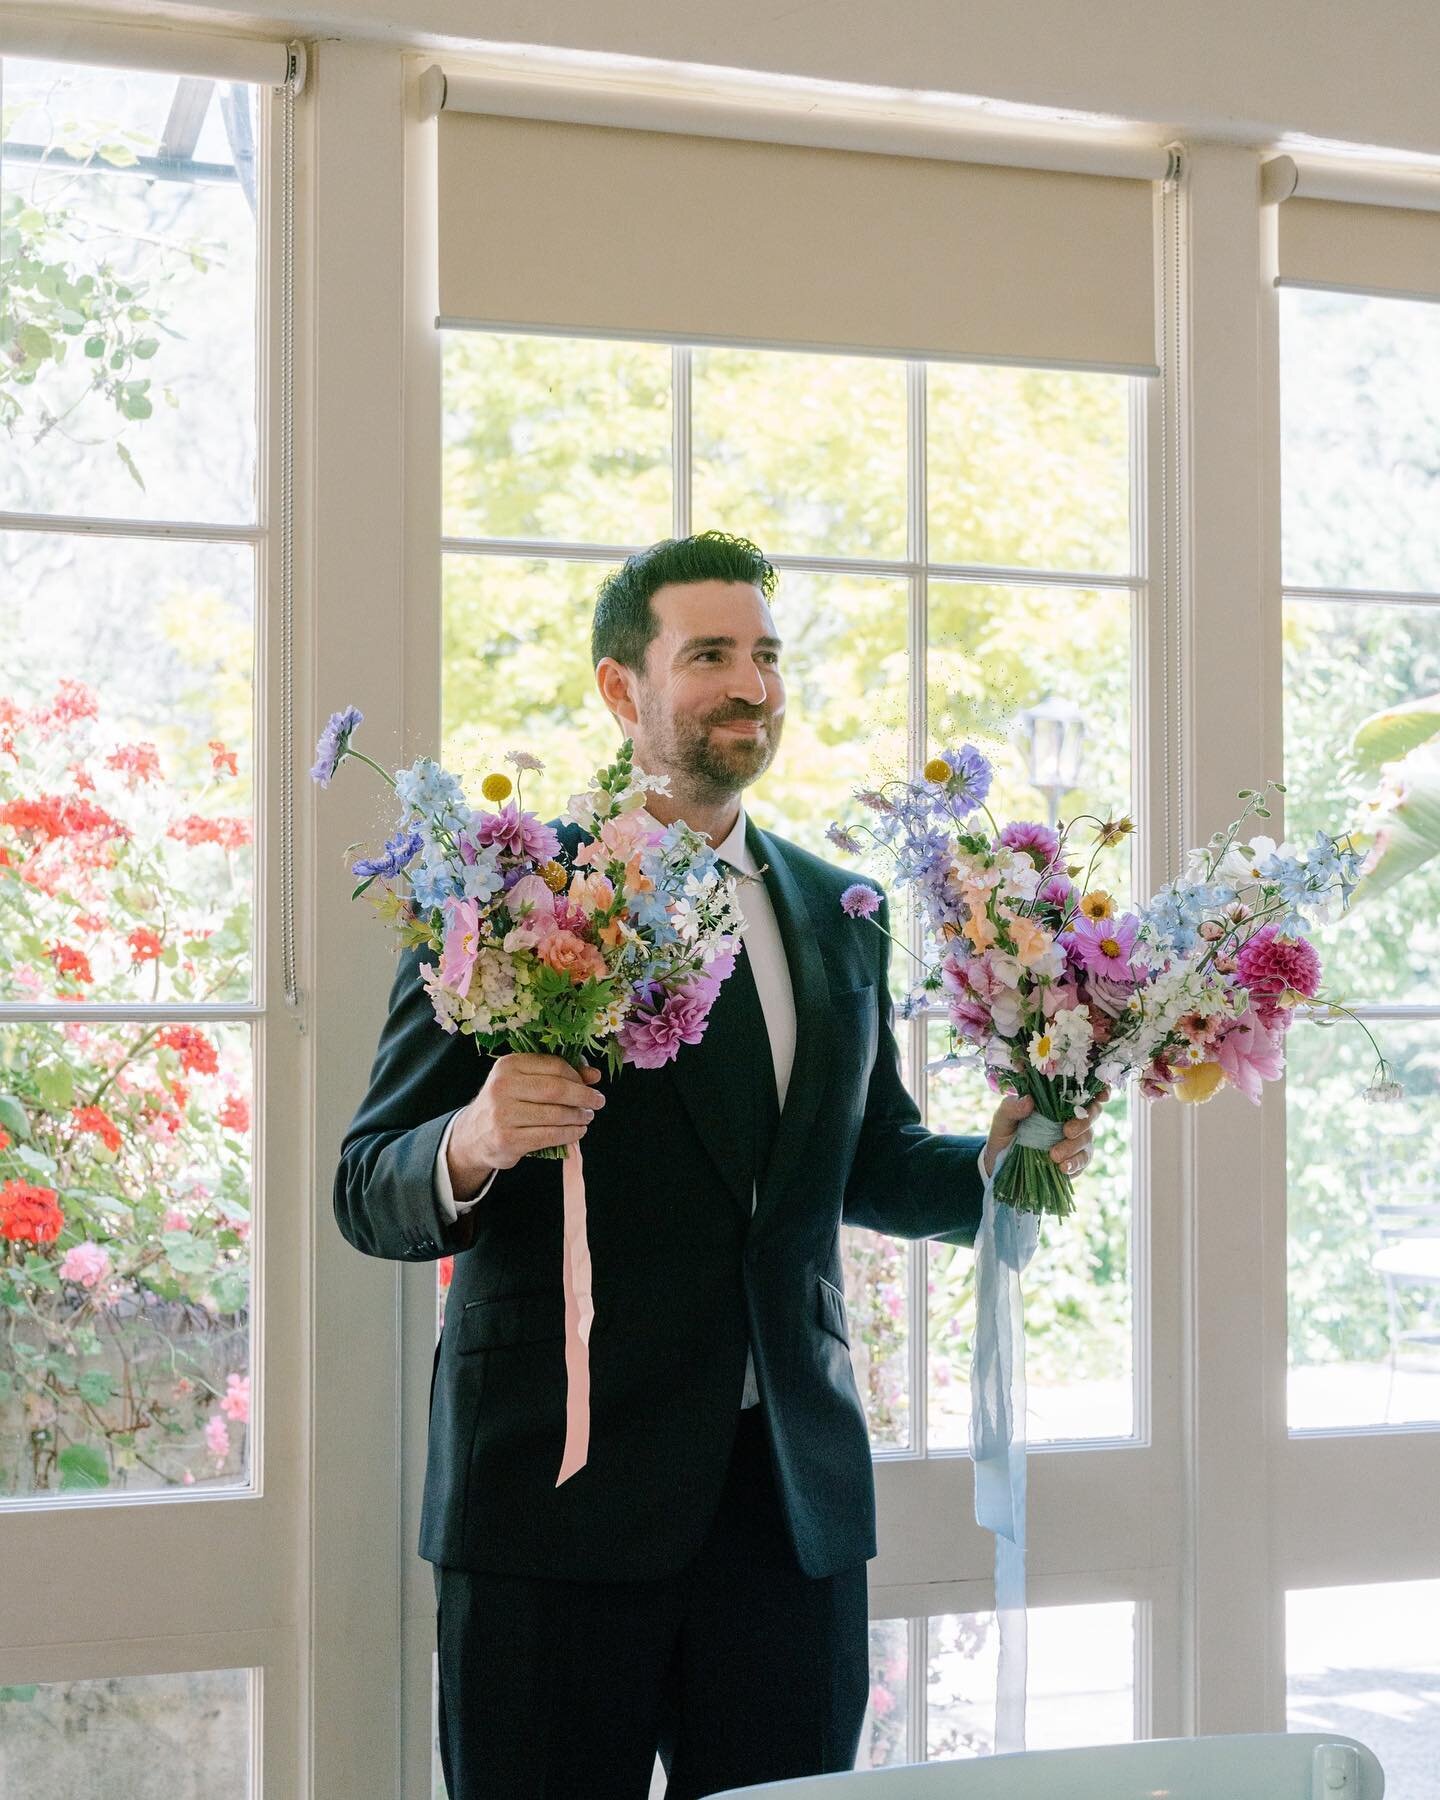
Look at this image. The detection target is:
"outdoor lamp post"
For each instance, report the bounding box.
[1021,693,1086,828]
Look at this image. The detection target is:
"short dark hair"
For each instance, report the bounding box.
[590,530,778,672]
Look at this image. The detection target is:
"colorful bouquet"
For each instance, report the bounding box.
[830,751,1397,1220]
[313,708,744,1480]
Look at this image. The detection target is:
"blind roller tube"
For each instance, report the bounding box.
[1265,155,1440,302]
[436,102,1159,372]
[0,17,300,87]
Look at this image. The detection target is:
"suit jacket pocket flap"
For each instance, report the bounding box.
[816,1274,850,1346]
[458,1290,567,1353]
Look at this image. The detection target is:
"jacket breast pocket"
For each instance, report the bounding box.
[816,1273,851,1347]
[828,982,878,1089]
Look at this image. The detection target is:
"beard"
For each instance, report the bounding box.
[636,694,781,802]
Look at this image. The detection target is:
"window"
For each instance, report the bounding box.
[1,57,260,1503]
[1280,288,1440,1432]
[438,330,1142,1451]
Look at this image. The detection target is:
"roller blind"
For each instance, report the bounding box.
[1278,198,1440,304]
[436,109,1159,373]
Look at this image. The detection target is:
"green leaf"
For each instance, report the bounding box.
[1349,756,1440,904]
[0,1687,39,1704]
[165,1235,217,1276]
[0,1094,31,1141]
[116,441,145,491]
[96,143,139,168]
[58,1442,110,1490]
[35,1062,74,1111]
[13,1144,57,1177]
[1350,693,1440,776]
[77,1370,116,1407]
[210,1270,250,1314]
[133,338,159,359]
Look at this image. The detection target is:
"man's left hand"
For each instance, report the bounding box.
[981,1086,1112,1182]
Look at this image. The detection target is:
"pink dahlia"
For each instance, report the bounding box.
[1234,924,1321,1026]
[474,801,560,862]
[999,820,1061,868]
[617,989,714,1069]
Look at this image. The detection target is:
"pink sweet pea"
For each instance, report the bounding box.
[501,874,558,952]
[440,896,483,995]
[1214,1006,1286,1103]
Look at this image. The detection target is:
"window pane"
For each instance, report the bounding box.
[927,366,1132,575]
[0,60,258,524]
[1288,1020,1440,1432]
[691,346,907,559]
[927,1603,1134,1758]
[1,530,254,1004]
[1289,1581,1440,1800]
[1281,288,1440,594]
[0,1020,253,1501]
[927,1027,1134,1445]
[442,332,672,545]
[748,571,908,854]
[841,1223,912,1453]
[927,582,1134,903]
[860,1616,911,1768]
[1283,597,1440,1007]
[0,1667,252,1795]
[441,554,620,825]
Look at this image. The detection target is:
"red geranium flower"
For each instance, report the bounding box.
[73,1104,123,1154]
[166,815,252,851]
[46,942,94,985]
[155,1025,219,1076]
[0,1178,65,1244]
[128,926,165,963]
[104,742,163,787]
[438,1256,454,1291]
[208,740,239,777]
[219,1094,250,1133]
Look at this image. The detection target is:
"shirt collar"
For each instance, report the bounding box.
[712,802,755,873]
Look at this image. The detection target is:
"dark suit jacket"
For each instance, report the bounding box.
[333,815,987,1582]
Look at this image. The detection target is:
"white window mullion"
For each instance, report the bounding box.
[905,358,930,1460]
[673,345,693,539]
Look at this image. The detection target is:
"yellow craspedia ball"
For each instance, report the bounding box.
[480,772,513,803]
[539,859,568,893]
[1173,1061,1225,1104]
[923,756,952,784]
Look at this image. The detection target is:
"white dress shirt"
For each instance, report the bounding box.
[432,803,795,1409]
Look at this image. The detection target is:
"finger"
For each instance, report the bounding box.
[507,1122,590,1146]
[516,1076,606,1108]
[511,1101,598,1127]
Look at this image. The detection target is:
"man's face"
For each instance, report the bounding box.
[618,580,786,801]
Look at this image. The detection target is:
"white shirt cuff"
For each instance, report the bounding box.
[434,1112,498,1222]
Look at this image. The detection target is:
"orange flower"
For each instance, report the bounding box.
[208,740,239,777]
[0,1128,10,1152]
[438,1255,454,1291]
[128,926,165,963]
[166,815,252,851]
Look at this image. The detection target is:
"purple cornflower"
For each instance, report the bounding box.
[351,825,423,880]
[841,882,883,920]
[311,706,363,786]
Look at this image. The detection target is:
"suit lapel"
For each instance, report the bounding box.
[747,820,835,1227]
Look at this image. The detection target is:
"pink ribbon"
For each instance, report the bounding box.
[555,1139,594,1486]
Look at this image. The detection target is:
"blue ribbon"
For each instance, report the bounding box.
[969,1113,1056,1753]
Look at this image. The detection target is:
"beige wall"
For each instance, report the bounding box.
[30,0,1440,160]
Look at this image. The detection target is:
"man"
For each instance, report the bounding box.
[333,530,1105,1799]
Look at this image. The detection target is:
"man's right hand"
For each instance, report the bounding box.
[445,1053,605,1200]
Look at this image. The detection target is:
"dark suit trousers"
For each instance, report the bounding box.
[432,1404,871,1799]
